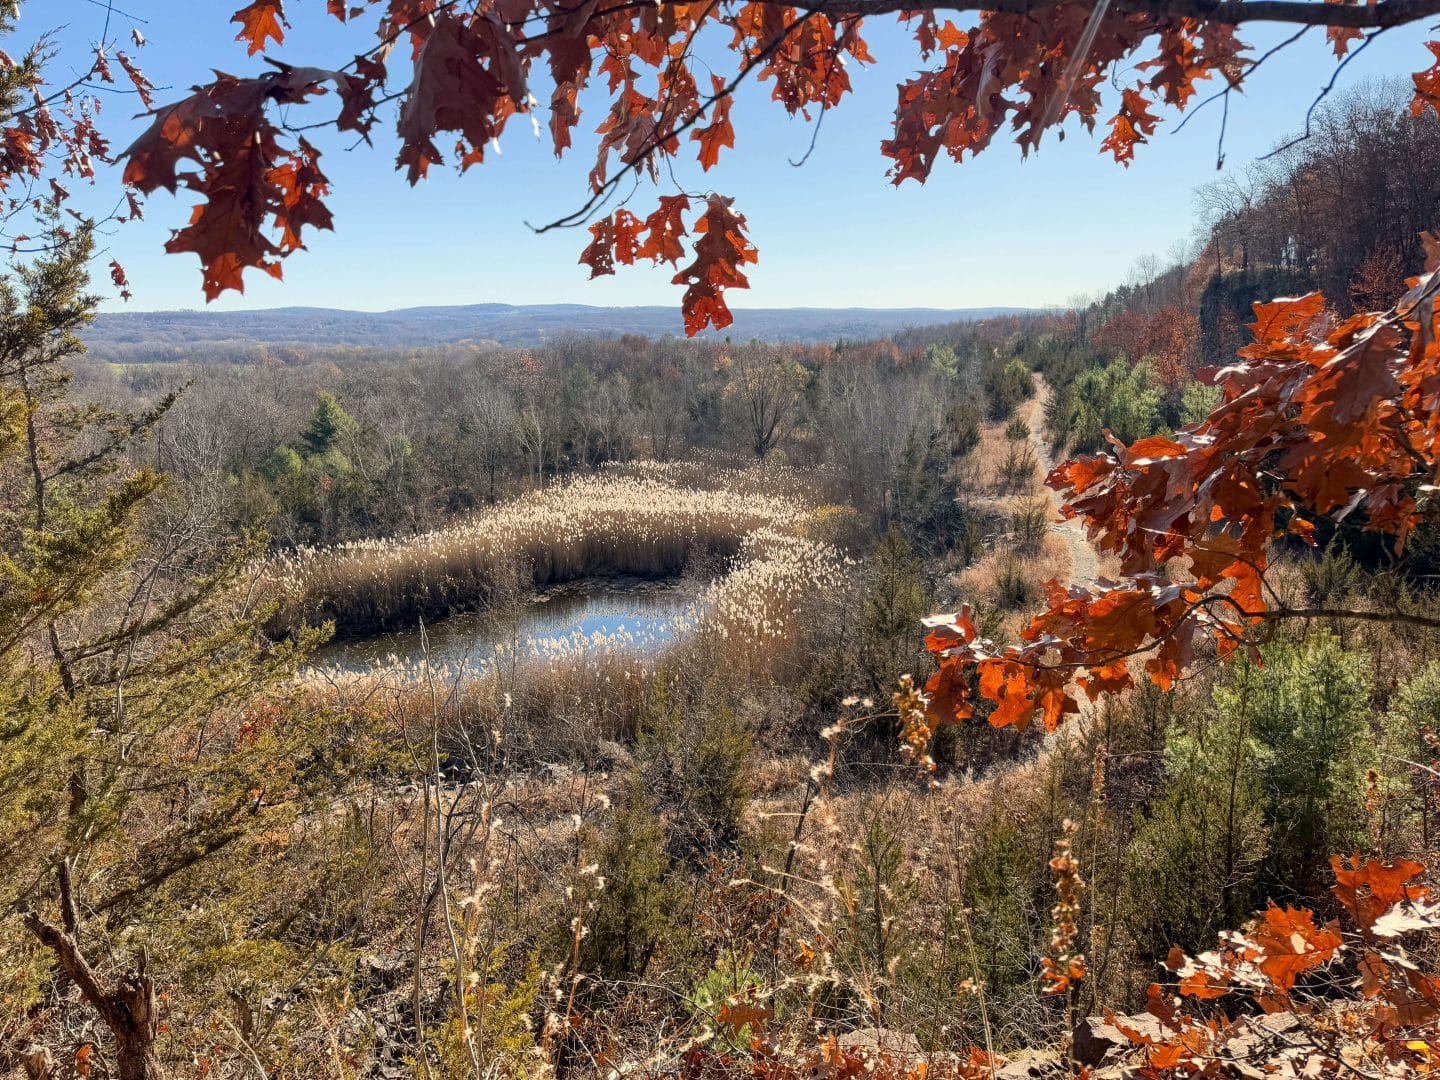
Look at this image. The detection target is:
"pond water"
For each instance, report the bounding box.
[314,577,699,673]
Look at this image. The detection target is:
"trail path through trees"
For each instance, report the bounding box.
[1019,376,1098,756]
[1027,376,1099,589]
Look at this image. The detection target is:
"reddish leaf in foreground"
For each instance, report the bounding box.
[636,195,691,266]
[1331,855,1430,933]
[232,1,288,56]
[396,12,528,184]
[122,68,340,299]
[109,259,131,301]
[1247,906,1343,991]
[1102,88,1160,165]
[1414,41,1440,116]
[671,194,757,335]
[692,76,736,171]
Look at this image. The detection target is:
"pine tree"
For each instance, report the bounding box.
[299,391,359,456]
[0,228,350,1080]
[1224,633,1375,897]
[1126,703,1269,956]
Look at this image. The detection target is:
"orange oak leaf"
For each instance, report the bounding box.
[716,1000,772,1035]
[692,76,735,171]
[1247,905,1343,991]
[1101,88,1160,166]
[671,194,756,336]
[122,69,340,299]
[232,1,288,56]
[1331,855,1430,933]
[635,195,690,266]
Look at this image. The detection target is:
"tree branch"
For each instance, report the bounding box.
[21,914,120,1033]
[800,0,1440,30]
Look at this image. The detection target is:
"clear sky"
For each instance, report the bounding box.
[38,1,1436,316]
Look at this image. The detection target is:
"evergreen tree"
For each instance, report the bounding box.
[584,776,674,980]
[1126,705,1269,956]
[1,229,355,1080]
[300,392,359,456]
[1064,358,1164,453]
[1381,660,1440,849]
[1221,633,1375,897]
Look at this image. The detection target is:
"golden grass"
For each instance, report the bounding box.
[290,464,852,754]
[951,399,1076,635]
[955,531,1071,631]
[265,463,829,637]
[967,398,1042,496]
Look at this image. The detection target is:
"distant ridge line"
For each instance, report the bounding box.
[88,302,1030,356]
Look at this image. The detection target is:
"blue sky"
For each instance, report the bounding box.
[40,2,1436,315]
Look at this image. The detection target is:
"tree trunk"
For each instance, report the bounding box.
[24,865,165,1080]
[100,966,163,1080]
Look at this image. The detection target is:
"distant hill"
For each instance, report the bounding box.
[86,302,1027,360]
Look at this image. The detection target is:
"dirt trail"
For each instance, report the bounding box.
[1019,377,1101,757]
[1027,376,1098,588]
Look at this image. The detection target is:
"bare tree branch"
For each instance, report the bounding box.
[800,0,1440,30]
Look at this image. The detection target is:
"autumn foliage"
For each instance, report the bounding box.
[36,0,1419,336]
[924,249,1440,735]
[1092,304,1200,387]
[1126,855,1439,1076]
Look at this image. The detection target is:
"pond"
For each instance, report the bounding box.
[314,576,700,673]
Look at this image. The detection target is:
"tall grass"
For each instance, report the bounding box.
[265,465,825,636]
[300,527,848,761]
[289,464,852,761]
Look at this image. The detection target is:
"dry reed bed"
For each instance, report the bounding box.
[292,467,851,753]
[264,466,824,636]
[300,530,848,754]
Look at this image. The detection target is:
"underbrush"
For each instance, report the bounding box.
[258,625,1440,1079]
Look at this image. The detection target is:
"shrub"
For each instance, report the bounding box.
[1381,660,1440,846]
[833,815,920,1023]
[994,553,1038,609]
[856,528,931,695]
[890,429,967,554]
[427,951,540,1079]
[687,948,764,1049]
[950,402,982,457]
[1060,358,1164,454]
[1010,499,1049,555]
[960,814,1043,1035]
[637,677,753,852]
[997,444,1038,494]
[1004,415,1030,442]
[984,357,1036,421]
[1301,539,1361,606]
[953,517,988,569]
[1218,632,1375,895]
[584,777,676,981]
[1126,708,1270,957]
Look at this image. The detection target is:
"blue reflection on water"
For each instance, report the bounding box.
[317,577,696,672]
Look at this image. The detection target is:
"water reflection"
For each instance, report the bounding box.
[315,576,697,673]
